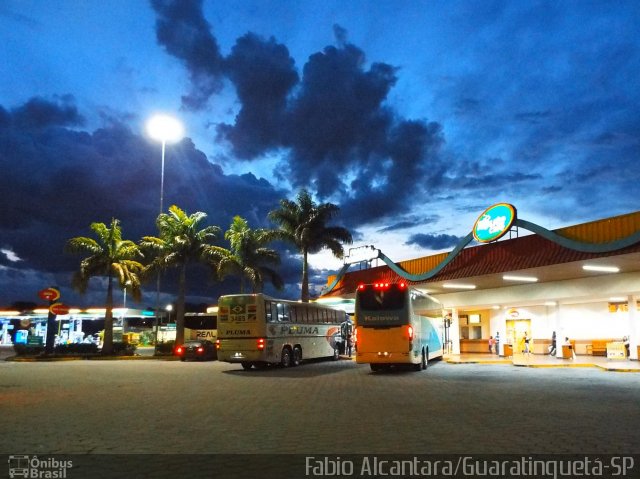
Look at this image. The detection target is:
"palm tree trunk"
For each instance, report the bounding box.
[176,263,186,346]
[301,248,309,303]
[103,272,114,354]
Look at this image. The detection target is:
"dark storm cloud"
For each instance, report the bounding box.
[10,95,84,129]
[150,0,224,110]
[377,215,441,233]
[405,233,463,251]
[0,96,301,305]
[217,33,299,159]
[151,3,447,226]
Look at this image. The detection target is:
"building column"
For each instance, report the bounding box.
[450,308,461,355]
[552,302,568,359]
[554,303,562,358]
[628,295,637,360]
[492,309,505,357]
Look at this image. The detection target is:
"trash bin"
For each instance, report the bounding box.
[562,345,573,359]
[503,344,513,357]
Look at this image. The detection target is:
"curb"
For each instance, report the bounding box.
[5,355,180,362]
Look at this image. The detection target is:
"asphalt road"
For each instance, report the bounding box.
[1,356,639,477]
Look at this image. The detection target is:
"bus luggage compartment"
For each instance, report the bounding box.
[356,326,412,364]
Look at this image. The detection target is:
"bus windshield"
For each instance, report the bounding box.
[357,287,406,311]
[356,283,409,327]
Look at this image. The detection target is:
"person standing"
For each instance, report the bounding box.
[488,336,494,354]
[524,333,531,354]
[495,332,500,356]
[549,331,557,356]
[623,336,630,359]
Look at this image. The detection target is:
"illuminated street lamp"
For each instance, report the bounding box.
[146,114,184,215]
[146,114,184,344]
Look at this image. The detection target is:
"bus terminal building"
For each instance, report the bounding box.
[319,205,640,361]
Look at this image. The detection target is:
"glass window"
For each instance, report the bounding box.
[265,301,273,323]
[357,288,406,311]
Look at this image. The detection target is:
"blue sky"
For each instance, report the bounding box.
[1,0,639,308]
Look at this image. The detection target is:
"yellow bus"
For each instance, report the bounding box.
[355,282,443,372]
[216,294,347,370]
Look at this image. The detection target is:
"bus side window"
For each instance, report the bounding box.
[289,306,297,323]
[265,301,273,323]
[278,303,289,322]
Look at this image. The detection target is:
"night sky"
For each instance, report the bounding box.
[1,0,639,308]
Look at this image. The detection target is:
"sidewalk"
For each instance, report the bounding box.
[445,352,640,372]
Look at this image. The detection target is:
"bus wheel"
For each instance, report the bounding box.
[423,348,428,370]
[292,346,302,366]
[370,363,382,372]
[280,348,292,368]
[332,347,340,361]
[241,362,253,370]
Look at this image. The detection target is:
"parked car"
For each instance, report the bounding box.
[175,340,217,361]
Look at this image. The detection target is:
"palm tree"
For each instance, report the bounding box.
[211,215,284,293]
[66,219,144,354]
[268,189,352,302]
[140,205,221,346]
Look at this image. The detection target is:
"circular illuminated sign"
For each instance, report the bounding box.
[473,203,517,243]
[50,303,70,316]
[38,287,61,302]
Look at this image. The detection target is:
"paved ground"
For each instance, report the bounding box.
[2,356,639,455]
[2,351,639,478]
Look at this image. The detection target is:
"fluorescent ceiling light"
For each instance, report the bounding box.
[442,283,476,290]
[492,305,500,310]
[583,265,620,273]
[545,301,557,306]
[503,275,538,282]
[609,297,626,302]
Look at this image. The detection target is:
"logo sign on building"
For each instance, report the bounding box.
[507,308,520,319]
[38,287,61,302]
[49,303,70,316]
[344,245,380,265]
[473,203,517,243]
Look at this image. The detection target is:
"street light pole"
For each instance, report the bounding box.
[146,114,184,349]
[122,280,131,335]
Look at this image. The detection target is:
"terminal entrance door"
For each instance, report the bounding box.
[506,319,531,354]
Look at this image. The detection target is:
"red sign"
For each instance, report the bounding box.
[39,288,61,302]
[50,303,70,316]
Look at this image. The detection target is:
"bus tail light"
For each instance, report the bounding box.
[407,325,414,341]
[197,346,204,353]
[257,338,266,350]
[175,346,183,355]
[215,339,220,350]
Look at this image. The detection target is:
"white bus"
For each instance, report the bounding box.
[184,312,217,342]
[216,294,346,370]
[355,282,444,372]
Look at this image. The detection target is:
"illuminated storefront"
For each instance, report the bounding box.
[0,308,160,346]
[320,206,640,360]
